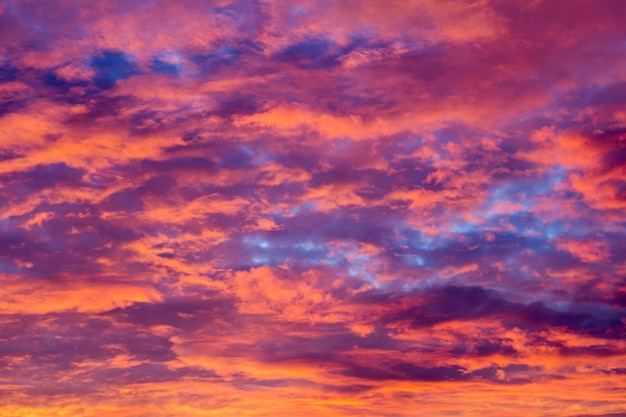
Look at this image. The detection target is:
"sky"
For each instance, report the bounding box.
[1,0,626,416]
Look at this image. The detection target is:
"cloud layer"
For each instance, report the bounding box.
[1,0,625,416]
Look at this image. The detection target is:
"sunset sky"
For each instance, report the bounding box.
[1,0,626,416]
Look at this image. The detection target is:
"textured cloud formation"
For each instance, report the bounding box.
[1,0,626,416]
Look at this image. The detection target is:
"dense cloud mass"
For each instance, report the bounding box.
[1,0,626,416]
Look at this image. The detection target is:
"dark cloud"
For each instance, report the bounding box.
[382,285,625,339]
[340,362,549,385]
[273,38,351,69]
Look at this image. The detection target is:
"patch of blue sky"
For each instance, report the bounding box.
[323,241,385,288]
[509,213,546,236]
[405,255,426,267]
[151,52,183,75]
[0,261,21,273]
[251,255,270,265]
[213,47,240,65]
[90,50,137,89]
[473,168,569,228]
[492,166,565,199]
[545,221,566,240]
[243,235,271,249]
[398,134,426,156]
[243,233,330,268]
[347,263,381,289]
[271,201,316,218]
[447,221,480,234]
[251,148,270,165]
[394,226,435,251]
[293,241,318,252]
[291,242,328,265]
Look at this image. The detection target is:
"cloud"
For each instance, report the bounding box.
[0,277,163,314]
[2,0,626,416]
